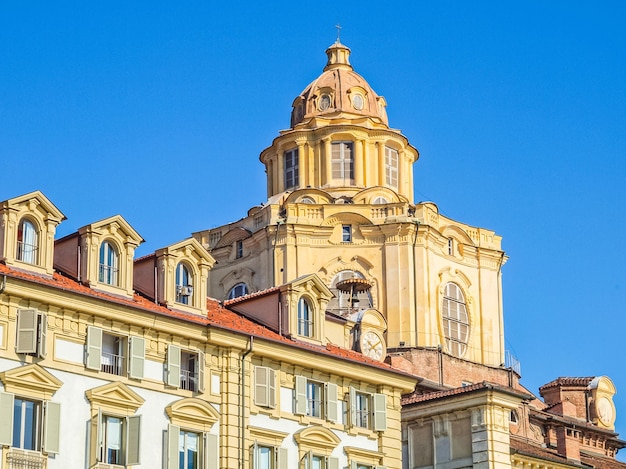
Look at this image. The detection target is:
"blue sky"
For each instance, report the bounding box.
[2,1,625,449]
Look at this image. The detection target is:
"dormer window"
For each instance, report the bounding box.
[284,148,299,190]
[298,298,313,337]
[175,263,193,305]
[236,240,243,259]
[228,283,248,300]
[99,241,119,286]
[16,219,38,264]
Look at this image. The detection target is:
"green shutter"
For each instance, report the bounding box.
[126,415,141,465]
[167,345,181,387]
[349,386,357,427]
[167,424,179,469]
[268,368,276,408]
[95,408,103,462]
[328,456,339,469]
[277,447,288,469]
[326,383,338,422]
[204,433,218,469]
[294,375,307,415]
[16,309,38,353]
[128,336,145,379]
[43,401,61,454]
[0,392,14,446]
[37,313,48,358]
[372,393,387,431]
[255,366,269,407]
[86,326,103,371]
[197,351,205,393]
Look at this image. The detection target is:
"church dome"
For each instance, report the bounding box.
[290,41,389,128]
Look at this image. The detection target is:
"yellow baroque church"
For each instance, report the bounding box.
[0,40,625,469]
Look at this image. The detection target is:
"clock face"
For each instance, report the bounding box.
[597,396,614,425]
[360,330,385,361]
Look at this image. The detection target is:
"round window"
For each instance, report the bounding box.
[352,94,364,110]
[319,94,331,111]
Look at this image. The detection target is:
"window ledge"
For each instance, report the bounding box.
[6,448,46,466]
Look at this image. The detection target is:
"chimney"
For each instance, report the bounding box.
[555,426,581,462]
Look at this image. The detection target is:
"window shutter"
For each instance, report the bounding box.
[349,462,357,469]
[372,393,387,431]
[204,433,218,469]
[128,336,145,379]
[86,326,103,371]
[349,386,357,427]
[166,345,181,387]
[277,447,288,469]
[166,424,179,469]
[126,415,141,465]
[294,375,307,415]
[268,368,276,408]
[0,391,14,446]
[326,382,338,422]
[37,313,48,358]
[328,456,339,469]
[251,441,258,469]
[43,401,61,454]
[197,351,205,393]
[95,408,103,462]
[255,366,269,407]
[16,309,38,354]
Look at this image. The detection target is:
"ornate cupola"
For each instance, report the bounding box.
[260,41,419,202]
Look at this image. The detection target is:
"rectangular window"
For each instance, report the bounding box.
[96,413,140,466]
[284,149,299,189]
[307,381,323,418]
[166,424,218,469]
[349,388,386,431]
[302,452,339,469]
[294,377,338,422]
[354,392,369,428]
[254,366,276,408]
[236,240,244,259]
[0,392,61,455]
[252,443,288,469]
[331,142,354,181]
[385,147,398,188]
[342,225,352,242]
[167,345,205,392]
[101,332,125,376]
[15,310,47,358]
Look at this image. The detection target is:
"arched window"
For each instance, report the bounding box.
[442,283,469,357]
[327,270,372,314]
[99,241,119,286]
[298,298,313,337]
[175,263,193,305]
[300,196,315,204]
[227,283,248,300]
[17,219,38,264]
[373,196,388,205]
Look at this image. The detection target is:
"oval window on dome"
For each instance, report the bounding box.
[352,93,364,110]
[319,94,331,111]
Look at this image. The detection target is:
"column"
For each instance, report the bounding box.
[323,138,332,186]
[354,139,364,186]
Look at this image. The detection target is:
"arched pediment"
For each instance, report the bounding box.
[81,214,144,246]
[214,227,252,249]
[284,188,334,205]
[166,397,219,431]
[0,363,62,400]
[438,267,472,290]
[359,308,387,332]
[352,186,403,205]
[289,273,334,301]
[440,225,475,246]
[293,425,341,450]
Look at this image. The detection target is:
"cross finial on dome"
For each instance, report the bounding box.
[335,24,342,43]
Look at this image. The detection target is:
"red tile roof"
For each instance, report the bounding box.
[539,377,594,391]
[402,381,531,406]
[223,285,281,305]
[0,263,412,377]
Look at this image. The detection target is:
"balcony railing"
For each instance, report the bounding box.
[180,369,197,391]
[6,448,45,469]
[101,352,124,376]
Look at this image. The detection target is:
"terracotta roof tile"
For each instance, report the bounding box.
[223,286,281,305]
[402,381,531,406]
[539,377,594,391]
[0,264,411,377]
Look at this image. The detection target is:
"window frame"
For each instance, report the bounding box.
[297,298,313,338]
[228,282,249,300]
[331,141,354,182]
[284,148,300,190]
[251,441,288,469]
[236,240,244,259]
[85,327,145,380]
[384,146,399,188]
[95,410,141,466]
[176,262,194,305]
[166,423,218,469]
[16,218,39,265]
[442,282,470,357]
[166,344,205,393]
[99,240,120,286]
[349,387,387,432]
[0,391,61,455]
[294,377,338,422]
[341,225,352,243]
